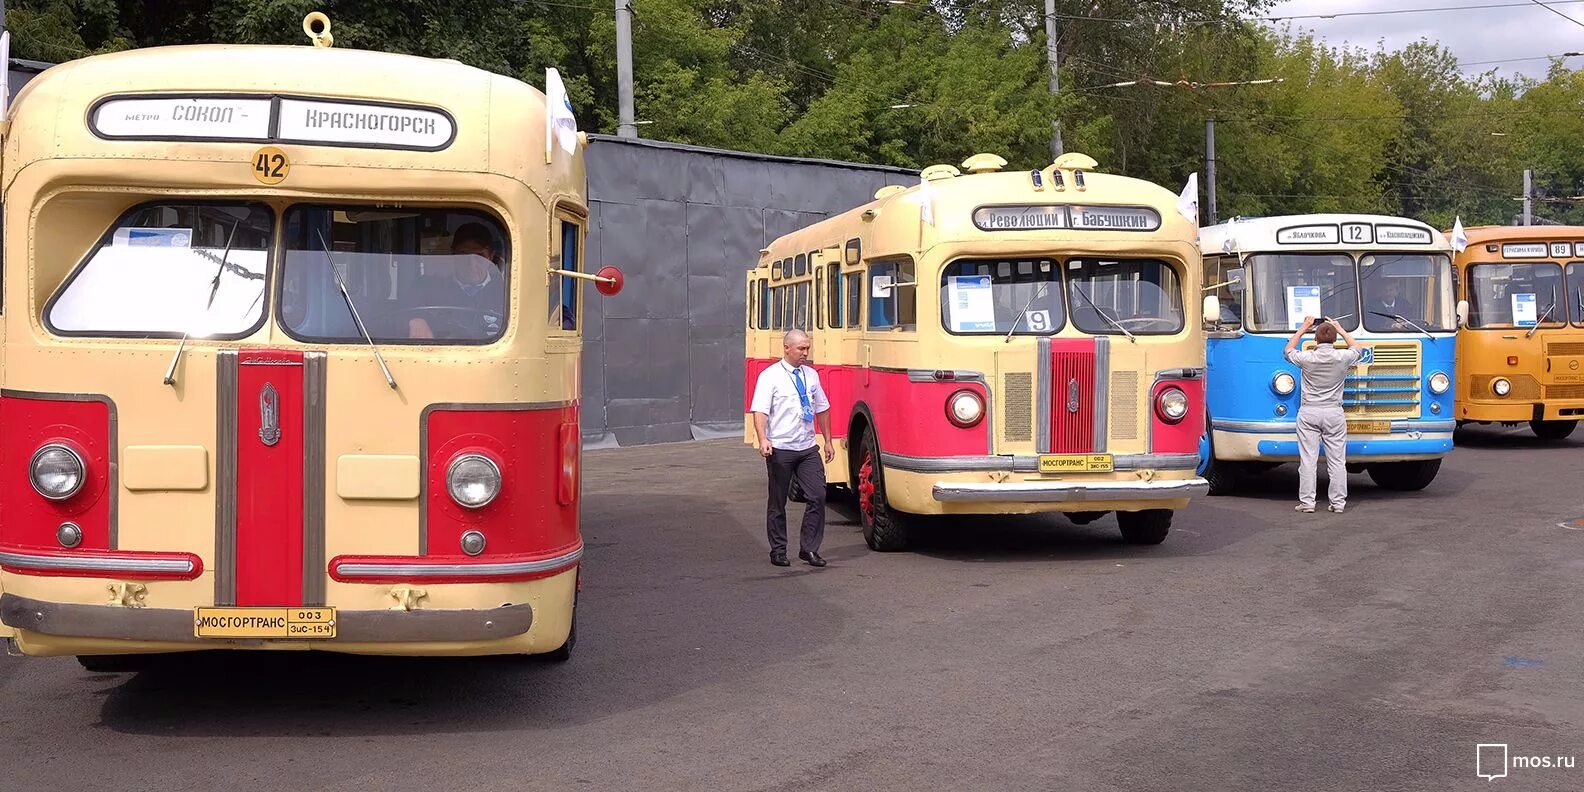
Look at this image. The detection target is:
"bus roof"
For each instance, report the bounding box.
[1199,214,1450,255]
[3,43,579,198]
[1455,225,1584,245]
[758,156,1196,266]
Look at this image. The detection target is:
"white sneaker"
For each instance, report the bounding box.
[1295,504,1315,513]
[1328,504,1345,514]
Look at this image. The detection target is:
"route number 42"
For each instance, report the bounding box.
[251,146,291,185]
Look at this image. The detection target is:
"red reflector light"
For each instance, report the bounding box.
[558,423,578,507]
[1508,356,1519,366]
[933,370,956,380]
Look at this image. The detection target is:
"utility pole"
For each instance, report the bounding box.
[1044,0,1063,157]
[1523,169,1533,225]
[1205,119,1218,226]
[615,0,638,139]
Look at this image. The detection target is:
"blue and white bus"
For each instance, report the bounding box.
[1198,215,1457,493]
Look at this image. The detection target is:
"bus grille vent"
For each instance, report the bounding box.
[1002,372,1033,442]
[1110,371,1140,440]
[1545,384,1584,400]
[1367,343,1419,367]
[1547,342,1584,357]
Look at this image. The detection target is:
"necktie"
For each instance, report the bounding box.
[791,368,814,423]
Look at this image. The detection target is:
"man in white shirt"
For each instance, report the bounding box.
[750,329,835,567]
[1284,316,1364,514]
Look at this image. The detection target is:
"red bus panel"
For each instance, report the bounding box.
[234,350,306,607]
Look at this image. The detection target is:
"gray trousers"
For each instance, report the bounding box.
[766,446,825,555]
[1296,406,1348,509]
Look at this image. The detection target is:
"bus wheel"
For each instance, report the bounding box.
[856,430,909,552]
[1203,457,1240,495]
[1117,510,1172,545]
[76,654,153,673]
[1530,419,1579,441]
[1366,459,1442,491]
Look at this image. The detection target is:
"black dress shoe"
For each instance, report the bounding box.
[770,552,790,567]
[798,551,827,568]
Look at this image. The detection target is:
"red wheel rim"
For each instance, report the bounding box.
[858,452,876,522]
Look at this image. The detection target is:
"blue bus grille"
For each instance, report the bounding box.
[1344,342,1420,418]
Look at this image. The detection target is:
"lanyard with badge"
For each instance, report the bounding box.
[790,367,814,423]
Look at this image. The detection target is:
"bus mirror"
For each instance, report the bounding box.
[1203,295,1221,326]
[1456,299,1469,326]
[871,275,894,297]
[595,266,624,297]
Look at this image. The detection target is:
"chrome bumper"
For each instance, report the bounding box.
[932,477,1210,503]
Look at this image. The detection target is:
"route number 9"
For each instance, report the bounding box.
[1024,309,1051,332]
[251,146,291,185]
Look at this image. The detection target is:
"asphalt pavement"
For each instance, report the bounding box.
[2,425,1582,791]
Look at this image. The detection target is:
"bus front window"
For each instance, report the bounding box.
[1246,253,1358,332]
[45,202,273,338]
[1360,253,1455,333]
[280,206,510,343]
[940,258,1064,335]
[1065,258,1184,335]
[1568,263,1584,326]
[1467,262,1565,329]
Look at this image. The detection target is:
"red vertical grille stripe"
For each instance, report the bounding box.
[235,350,306,607]
[1050,350,1096,453]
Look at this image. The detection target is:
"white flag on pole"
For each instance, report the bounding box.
[1,32,11,118]
[1176,173,1199,226]
[545,68,579,159]
[916,175,935,226]
[1451,216,1468,253]
[1221,216,1238,254]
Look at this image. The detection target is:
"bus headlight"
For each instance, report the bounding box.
[1155,387,1189,424]
[30,443,86,501]
[946,389,985,428]
[1428,371,1450,395]
[1272,372,1296,396]
[1492,378,1511,397]
[446,453,502,508]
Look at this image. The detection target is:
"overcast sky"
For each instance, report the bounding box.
[1264,0,1584,79]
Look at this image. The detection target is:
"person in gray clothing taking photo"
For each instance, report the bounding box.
[1283,316,1363,514]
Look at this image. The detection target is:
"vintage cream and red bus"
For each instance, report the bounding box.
[0,15,621,667]
[744,153,1209,550]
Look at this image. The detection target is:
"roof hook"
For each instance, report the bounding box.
[303,12,334,48]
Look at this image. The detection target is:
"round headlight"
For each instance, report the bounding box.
[1156,387,1189,424]
[1492,377,1511,397]
[446,454,502,509]
[946,389,985,428]
[1429,371,1450,395]
[1272,372,1296,396]
[30,443,85,501]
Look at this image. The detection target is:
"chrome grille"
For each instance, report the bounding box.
[1345,342,1421,418]
[1002,372,1033,443]
[1110,371,1140,440]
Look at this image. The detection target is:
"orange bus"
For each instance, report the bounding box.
[745,153,1209,551]
[0,14,621,668]
[1453,225,1584,439]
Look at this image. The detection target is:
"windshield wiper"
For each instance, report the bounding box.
[163,221,239,386]
[1004,282,1049,343]
[318,230,399,390]
[1527,300,1557,339]
[1367,310,1435,341]
[1071,282,1136,343]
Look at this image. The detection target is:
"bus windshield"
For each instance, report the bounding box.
[939,258,1064,335]
[1466,262,1565,329]
[1066,258,1184,335]
[1246,253,1358,332]
[1360,253,1455,333]
[279,206,510,343]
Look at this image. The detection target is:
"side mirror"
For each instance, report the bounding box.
[1456,299,1469,327]
[596,265,624,297]
[1202,295,1221,327]
[871,274,895,297]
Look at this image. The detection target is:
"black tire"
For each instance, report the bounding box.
[856,429,910,552]
[76,654,152,673]
[1117,509,1172,545]
[1067,510,1108,525]
[1366,459,1442,491]
[1530,419,1578,441]
[1203,457,1240,496]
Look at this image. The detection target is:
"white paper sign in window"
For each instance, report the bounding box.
[946,275,996,332]
[1286,285,1322,330]
[1513,293,1538,327]
[277,98,454,150]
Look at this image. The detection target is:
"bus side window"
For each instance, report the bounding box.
[795,281,809,329]
[814,268,824,329]
[845,270,862,328]
[828,263,843,328]
[748,280,757,330]
[1206,255,1242,329]
[868,258,916,330]
[550,217,581,332]
[758,278,770,329]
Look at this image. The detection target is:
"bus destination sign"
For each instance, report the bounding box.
[1502,243,1549,258]
[1068,205,1162,231]
[1375,224,1434,244]
[90,93,456,151]
[1276,225,1340,245]
[973,205,1068,231]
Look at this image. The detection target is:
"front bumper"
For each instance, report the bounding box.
[933,477,1210,503]
[0,592,535,645]
[1212,419,1455,462]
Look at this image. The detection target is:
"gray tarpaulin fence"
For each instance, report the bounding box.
[582,135,915,447]
[6,58,919,447]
